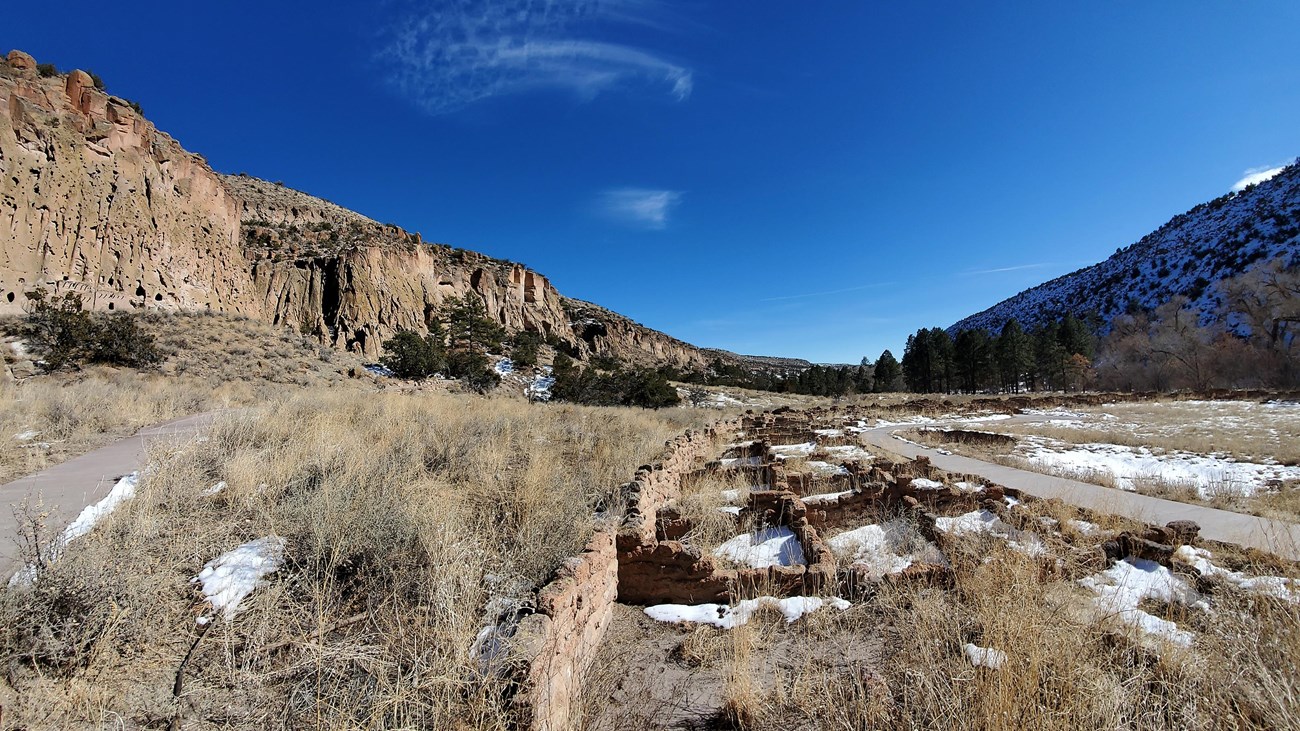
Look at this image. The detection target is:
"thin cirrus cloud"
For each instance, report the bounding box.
[598,188,683,229]
[379,0,693,114]
[1230,164,1288,193]
[959,263,1054,277]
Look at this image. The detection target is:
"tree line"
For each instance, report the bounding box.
[900,258,1299,394]
[664,350,904,398]
[900,315,1096,394]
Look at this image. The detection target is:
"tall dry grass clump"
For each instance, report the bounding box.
[696,502,1300,730]
[0,367,266,483]
[0,389,707,728]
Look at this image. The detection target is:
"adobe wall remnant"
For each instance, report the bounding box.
[512,530,618,731]
[616,426,736,604]
[513,423,732,730]
[513,404,1244,731]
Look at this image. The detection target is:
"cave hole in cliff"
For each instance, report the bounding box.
[135,285,146,298]
[107,302,114,310]
[154,293,163,302]
[320,259,342,331]
[470,269,484,291]
[578,321,607,344]
[5,292,13,303]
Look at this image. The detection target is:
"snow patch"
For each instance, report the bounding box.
[1173,545,1300,603]
[1078,557,1206,647]
[193,536,287,621]
[802,490,853,505]
[771,442,817,458]
[1020,438,1300,498]
[827,520,948,580]
[64,473,139,545]
[963,643,1007,670]
[526,369,556,401]
[714,526,805,568]
[644,595,850,629]
[935,509,1045,556]
[806,460,850,476]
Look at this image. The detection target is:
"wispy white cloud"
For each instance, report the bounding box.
[380,0,693,114]
[598,188,682,229]
[960,263,1053,277]
[1230,164,1288,193]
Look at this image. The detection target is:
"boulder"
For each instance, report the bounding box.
[7,50,36,74]
[65,69,95,111]
[1165,520,1201,543]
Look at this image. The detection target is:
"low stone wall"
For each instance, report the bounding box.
[616,425,737,604]
[514,423,732,729]
[513,530,619,731]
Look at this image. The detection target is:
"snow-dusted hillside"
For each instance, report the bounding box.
[951,163,1300,334]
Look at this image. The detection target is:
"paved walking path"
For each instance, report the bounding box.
[861,417,1300,560]
[0,412,217,574]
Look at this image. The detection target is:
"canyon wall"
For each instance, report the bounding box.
[0,52,252,315]
[0,50,719,367]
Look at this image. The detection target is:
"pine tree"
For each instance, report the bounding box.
[954,328,993,393]
[873,349,901,392]
[995,319,1032,392]
[442,294,505,351]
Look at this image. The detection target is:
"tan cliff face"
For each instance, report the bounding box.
[1,52,252,315]
[0,50,718,368]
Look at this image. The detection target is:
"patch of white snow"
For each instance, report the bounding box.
[193,536,287,621]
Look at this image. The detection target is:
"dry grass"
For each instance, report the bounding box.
[983,399,1300,466]
[0,368,264,484]
[676,471,756,561]
[705,500,1300,731]
[0,389,710,728]
[0,312,382,484]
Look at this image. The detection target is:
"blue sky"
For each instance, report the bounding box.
[7,1,1298,362]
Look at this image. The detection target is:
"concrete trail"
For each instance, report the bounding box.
[0,412,218,574]
[861,417,1300,561]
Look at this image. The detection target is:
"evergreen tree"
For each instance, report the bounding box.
[381,327,447,380]
[1033,322,1068,390]
[447,347,500,392]
[509,330,542,367]
[929,328,955,393]
[873,349,901,392]
[953,328,993,393]
[442,294,505,351]
[994,319,1032,392]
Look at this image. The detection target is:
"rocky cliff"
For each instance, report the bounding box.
[0,51,252,315]
[0,50,717,368]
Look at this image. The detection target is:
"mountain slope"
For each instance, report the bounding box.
[0,50,720,368]
[951,163,1300,334]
